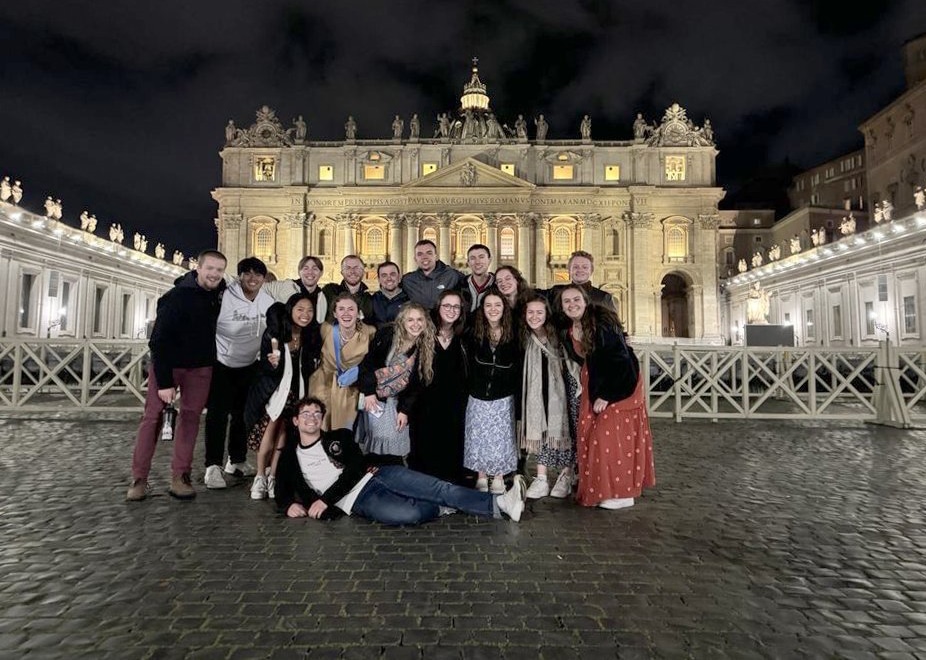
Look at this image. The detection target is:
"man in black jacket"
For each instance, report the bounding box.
[321,254,373,321]
[276,397,526,525]
[126,250,227,502]
[368,261,408,328]
[546,250,616,312]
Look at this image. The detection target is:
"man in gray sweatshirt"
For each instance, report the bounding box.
[203,257,275,488]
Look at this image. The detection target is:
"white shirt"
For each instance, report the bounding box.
[295,441,371,515]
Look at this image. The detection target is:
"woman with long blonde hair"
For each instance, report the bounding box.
[358,303,435,465]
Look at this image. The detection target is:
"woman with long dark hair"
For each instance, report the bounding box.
[559,285,655,509]
[244,292,322,500]
[408,290,469,484]
[463,288,521,494]
[357,302,435,465]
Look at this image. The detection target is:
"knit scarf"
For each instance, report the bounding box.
[520,334,571,454]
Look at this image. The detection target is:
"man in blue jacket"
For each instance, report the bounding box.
[400,239,464,309]
[126,250,227,502]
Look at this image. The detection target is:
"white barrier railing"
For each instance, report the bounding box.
[0,339,923,423]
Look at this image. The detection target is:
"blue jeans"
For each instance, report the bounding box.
[351,465,498,526]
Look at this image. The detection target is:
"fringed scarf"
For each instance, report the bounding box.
[520,334,572,454]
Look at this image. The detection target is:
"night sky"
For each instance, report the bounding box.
[3,1,926,257]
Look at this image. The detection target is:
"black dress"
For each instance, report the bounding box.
[408,336,469,485]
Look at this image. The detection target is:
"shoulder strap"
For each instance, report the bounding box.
[332,324,343,374]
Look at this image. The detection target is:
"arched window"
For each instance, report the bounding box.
[610,229,620,255]
[459,227,478,255]
[365,227,384,255]
[666,226,688,261]
[500,227,515,259]
[422,226,438,247]
[255,227,273,257]
[552,227,572,258]
[317,228,329,255]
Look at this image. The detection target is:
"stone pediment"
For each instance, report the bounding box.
[402,158,535,190]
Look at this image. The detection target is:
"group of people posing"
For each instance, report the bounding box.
[125,241,655,527]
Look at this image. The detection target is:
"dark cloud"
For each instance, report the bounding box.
[2,1,926,253]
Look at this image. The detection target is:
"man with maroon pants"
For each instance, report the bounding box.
[126,250,227,501]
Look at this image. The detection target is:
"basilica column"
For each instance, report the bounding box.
[336,213,357,258]
[484,213,499,261]
[405,215,420,272]
[285,213,308,274]
[388,213,405,266]
[438,213,452,264]
[530,213,546,287]
[626,211,656,340]
[219,214,243,265]
[697,213,722,342]
[581,213,601,253]
[516,213,534,282]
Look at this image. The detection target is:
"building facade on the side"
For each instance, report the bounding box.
[212,63,726,342]
[0,196,185,339]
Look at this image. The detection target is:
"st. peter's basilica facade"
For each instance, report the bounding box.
[212,63,724,342]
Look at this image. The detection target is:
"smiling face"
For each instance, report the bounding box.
[291,299,314,328]
[525,300,548,333]
[560,287,587,322]
[568,256,593,285]
[299,260,322,289]
[293,403,324,436]
[196,255,227,290]
[403,308,426,338]
[415,244,437,273]
[334,298,358,329]
[239,269,265,298]
[438,294,462,326]
[467,248,490,277]
[377,264,400,293]
[495,268,518,299]
[341,257,364,286]
[482,294,505,327]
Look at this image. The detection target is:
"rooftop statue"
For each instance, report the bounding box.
[751,251,763,268]
[52,199,62,220]
[514,114,528,141]
[790,235,801,254]
[746,282,770,325]
[392,114,404,140]
[535,114,548,142]
[154,243,166,260]
[633,113,650,141]
[294,115,307,142]
[839,213,856,236]
[11,180,23,205]
[646,103,715,147]
[409,114,420,140]
[224,120,236,145]
[768,244,781,261]
[226,106,292,147]
[882,199,894,221]
[345,115,357,141]
[172,250,185,266]
[915,185,925,211]
[109,223,125,244]
[133,232,148,252]
[873,202,884,223]
[44,196,55,218]
[0,176,10,203]
[580,114,592,141]
[485,112,503,140]
[737,258,748,274]
[436,113,450,138]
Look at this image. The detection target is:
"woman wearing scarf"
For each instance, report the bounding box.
[308,293,376,432]
[244,293,322,500]
[520,295,581,500]
[357,303,435,465]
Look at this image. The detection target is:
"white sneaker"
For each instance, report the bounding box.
[490,476,506,495]
[267,476,276,500]
[549,471,574,499]
[250,475,268,500]
[496,475,526,522]
[225,459,256,477]
[204,465,227,490]
[598,497,634,510]
[525,476,550,500]
[475,477,489,492]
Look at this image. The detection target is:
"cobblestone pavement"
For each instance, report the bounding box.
[2,416,926,659]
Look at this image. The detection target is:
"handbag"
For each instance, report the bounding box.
[333,324,359,387]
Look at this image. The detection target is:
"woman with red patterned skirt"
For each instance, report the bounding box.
[558,285,655,509]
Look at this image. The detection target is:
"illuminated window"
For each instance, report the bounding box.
[666,226,687,260]
[552,227,572,257]
[500,227,515,259]
[904,295,918,334]
[422,163,438,176]
[60,280,72,332]
[366,228,384,254]
[254,157,276,182]
[459,227,478,254]
[805,309,815,340]
[665,155,686,181]
[318,165,334,181]
[500,163,515,176]
[553,165,574,180]
[605,165,620,181]
[422,226,438,247]
[865,301,876,335]
[255,227,273,257]
[363,165,385,180]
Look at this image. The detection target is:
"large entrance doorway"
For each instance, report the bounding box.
[661,273,690,338]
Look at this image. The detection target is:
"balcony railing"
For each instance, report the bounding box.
[0,339,923,424]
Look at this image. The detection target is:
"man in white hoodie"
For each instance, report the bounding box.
[204,257,275,488]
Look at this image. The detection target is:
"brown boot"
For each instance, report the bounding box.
[168,473,196,500]
[126,479,150,502]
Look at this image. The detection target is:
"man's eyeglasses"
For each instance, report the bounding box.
[298,411,324,419]
[440,304,462,312]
